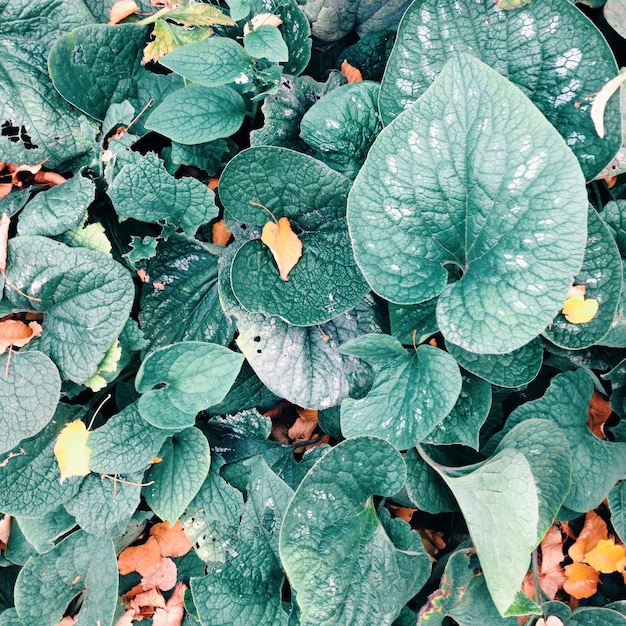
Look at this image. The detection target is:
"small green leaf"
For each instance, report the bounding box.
[608,481,626,544]
[143,427,211,523]
[145,84,247,145]
[388,299,438,345]
[161,37,253,87]
[14,531,117,626]
[244,24,289,62]
[349,54,588,354]
[227,0,251,21]
[17,174,96,236]
[421,446,539,615]
[89,401,169,475]
[16,508,76,554]
[108,152,218,235]
[446,337,543,388]
[280,437,431,625]
[136,341,244,430]
[0,351,61,456]
[339,334,462,449]
[3,236,133,384]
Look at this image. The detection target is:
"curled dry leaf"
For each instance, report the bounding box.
[0,320,42,353]
[0,515,11,550]
[109,0,139,24]
[536,617,565,626]
[583,538,626,574]
[151,582,187,626]
[53,420,92,484]
[118,535,162,576]
[261,216,302,281]
[563,562,600,599]
[212,219,232,246]
[141,556,177,592]
[591,71,626,139]
[130,587,166,613]
[341,59,363,83]
[243,12,283,35]
[568,510,609,563]
[150,520,193,557]
[538,525,567,599]
[588,390,612,440]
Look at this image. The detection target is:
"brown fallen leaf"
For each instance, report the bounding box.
[137,269,150,283]
[212,219,232,246]
[110,0,139,23]
[0,320,42,353]
[288,416,318,446]
[150,520,193,558]
[341,59,363,83]
[0,184,12,199]
[0,515,11,550]
[563,562,600,599]
[114,609,136,626]
[130,587,166,613]
[56,617,77,626]
[32,170,67,186]
[538,525,567,599]
[141,556,177,592]
[152,582,187,626]
[536,617,565,626]
[118,535,162,576]
[568,510,608,563]
[261,216,302,281]
[153,282,166,291]
[588,390,612,440]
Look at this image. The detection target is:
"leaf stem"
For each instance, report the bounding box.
[249,201,278,224]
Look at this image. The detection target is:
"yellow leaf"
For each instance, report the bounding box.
[563,562,600,599]
[53,420,92,483]
[261,217,302,281]
[562,292,598,324]
[584,538,626,573]
[591,71,626,139]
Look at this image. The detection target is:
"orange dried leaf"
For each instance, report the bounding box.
[212,219,232,246]
[261,216,302,281]
[0,320,42,353]
[388,504,416,523]
[536,617,565,626]
[152,582,186,626]
[153,282,166,291]
[568,510,609,563]
[137,269,150,283]
[539,525,567,599]
[341,59,363,83]
[118,535,162,576]
[588,391,611,440]
[295,407,318,423]
[56,617,77,626]
[110,0,139,23]
[0,212,10,271]
[208,177,219,191]
[0,184,12,199]
[53,420,92,484]
[584,538,626,573]
[150,520,192,558]
[288,416,317,444]
[32,170,67,186]
[130,587,166,612]
[563,562,600,599]
[114,609,136,626]
[141,556,177,592]
[0,515,11,550]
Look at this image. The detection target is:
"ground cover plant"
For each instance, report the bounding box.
[1,0,626,624]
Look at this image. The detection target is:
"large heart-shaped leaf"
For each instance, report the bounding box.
[348,54,588,354]
[2,236,134,383]
[279,436,431,625]
[339,334,462,448]
[379,0,621,180]
[221,146,370,325]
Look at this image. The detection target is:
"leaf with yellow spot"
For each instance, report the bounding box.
[53,420,92,483]
[562,285,599,324]
[261,217,302,281]
[584,538,626,573]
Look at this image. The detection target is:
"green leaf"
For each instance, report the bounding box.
[169,139,236,176]
[139,234,236,354]
[540,602,626,625]
[425,373,491,449]
[3,236,134,383]
[227,0,251,21]
[606,0,626,38]
[161,37,254,87]
[48,24,148,120]
[0,609,21,626]
[14,531,117,626]
[191,457,293,626]
[598,263,626,348]
[388,299,438,345]
[244,24,289,62]
[17,174,96,237]
[545,207,623,349]
[63,473,142,538]
[108,152,218,235]
[348,54,588,354]
[145,84,247,145]
[142,17,212,64]
[421,446,538,615]
[499,369,626,512]
[495,419,571,543]
[379,0,622,180]
[135,341,244,429]
[16,508,76,554]
[446,337,543,388]
[608,481,626,544]
[89,401,169,474]
[0,405,82,517]
[163,4,236,26]
[339,334,462,448]
[419,548,519,626]
[181,454,244,563]
[0,351,61,456]
[0,44,93,169]
[143,427,211,523]
[221,146,370,325]
[279,437,432,625]
[300,81,382,177]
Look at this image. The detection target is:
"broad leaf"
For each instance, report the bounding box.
[339,334,462,449]
[16,508,76,555]
[89,401,169,475]
[348,54,588,354]
[108,152,218,235]
[17,174,96,237]
[181,454,244,564]
[300,81,382,177]
[0,405,82,517]
[14,531,117,626]
[221,146,370,325]
[139,234,236,354]
[191,458,293,626]
[143,427,211,523]
[545,207,623,349]
[135,341,244,429]
[379,0,622,180]
[145,84,247,144]
[388,299,438,345]
[0,351,61,455]
[244,25,289,62]
[279,436,431,625]
[446,337,543,388]
[421,446,538,615]
[608,482,626,544]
